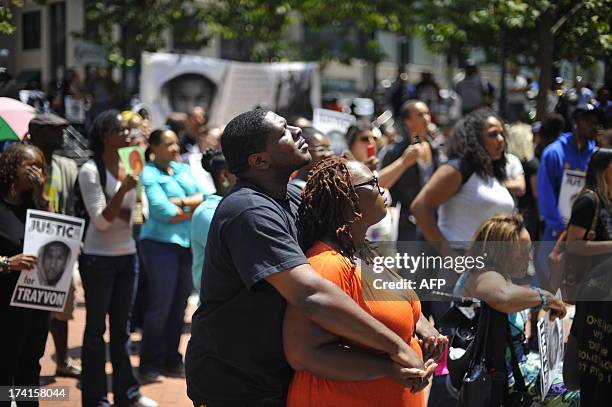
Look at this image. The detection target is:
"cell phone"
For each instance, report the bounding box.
[367,143,376,158]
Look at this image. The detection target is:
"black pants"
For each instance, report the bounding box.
[79,254,141,407]
[0,303,49,407]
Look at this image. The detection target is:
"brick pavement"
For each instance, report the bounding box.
[39,283,196,407]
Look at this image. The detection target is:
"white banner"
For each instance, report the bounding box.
[10,210,84,312]
[141,52,321,128]
[312,108,356,154]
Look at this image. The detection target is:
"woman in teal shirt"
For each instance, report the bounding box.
[190,148,236,294]
[139,128,205,382]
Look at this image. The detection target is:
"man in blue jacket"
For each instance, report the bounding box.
[535,104,604,286]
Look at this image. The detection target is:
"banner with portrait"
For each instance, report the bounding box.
[141,52,321,128]
[10,210,84,312]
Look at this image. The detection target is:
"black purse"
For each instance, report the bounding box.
[457,304,493,407]
[438,298,480,390]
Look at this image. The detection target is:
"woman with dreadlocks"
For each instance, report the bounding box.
[0,143,52,404]
[284,157,446,407]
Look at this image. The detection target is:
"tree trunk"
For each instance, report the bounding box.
[536,8,555,121]
[499,25,508,119]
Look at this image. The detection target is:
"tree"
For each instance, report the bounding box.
[411,0,612,119]
[0,0,46,35]
[82,0,210,101]
[196,0,297,62]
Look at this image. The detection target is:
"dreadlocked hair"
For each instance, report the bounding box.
[298,156,363,264]
[0,143,44,197]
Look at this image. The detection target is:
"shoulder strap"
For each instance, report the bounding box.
[469,303,491,368]
[447,159,474,185]
[507,327,528,393]
[583,189,600,240]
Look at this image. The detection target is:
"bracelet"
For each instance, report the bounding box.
[0,256,11,274]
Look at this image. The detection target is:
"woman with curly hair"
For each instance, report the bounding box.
[284,156,445,407]
[411,108,514,257]
[0,143,52,405]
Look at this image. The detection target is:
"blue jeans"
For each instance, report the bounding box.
[139,240,193,375]
[79,254,140,407]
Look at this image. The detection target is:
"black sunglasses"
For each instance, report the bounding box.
[308,145,332,153]
[353,175,384,195]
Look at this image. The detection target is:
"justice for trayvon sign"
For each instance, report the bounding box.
[10,210,84,312]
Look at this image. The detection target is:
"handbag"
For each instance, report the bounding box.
[457,304,493,407]
[446,305,479,389]
[548,189,599,304]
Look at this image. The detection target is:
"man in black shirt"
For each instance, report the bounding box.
[186,109,426,406]
[380,100,442,241]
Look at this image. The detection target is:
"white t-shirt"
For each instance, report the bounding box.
[78,160,137,256]
[506,75,528,104]
[438,163,515,249]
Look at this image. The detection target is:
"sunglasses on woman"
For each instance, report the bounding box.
[353,175,384,195]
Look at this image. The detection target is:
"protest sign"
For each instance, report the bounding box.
[118,146,146,224]
[118,146,145,174]
[538,310,564,398]
[558,169,586,224]
[141,52,320,128]
[10,210,84,312]
[312,108,356,154]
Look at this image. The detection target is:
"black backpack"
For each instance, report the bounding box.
[73,157,106,239]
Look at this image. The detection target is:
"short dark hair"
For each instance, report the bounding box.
[42,240,70,259]
[345,121,373,148]
[221,109,271,174]
[201,148,227,190]
[301,127,326,144]
[400,100,423,121]
[88,110,122,159]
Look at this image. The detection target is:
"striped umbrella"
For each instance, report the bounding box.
[0,97,35,141]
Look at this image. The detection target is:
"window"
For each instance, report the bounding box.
[22,11,41,50]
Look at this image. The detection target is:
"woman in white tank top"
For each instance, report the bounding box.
[411,108,515,256]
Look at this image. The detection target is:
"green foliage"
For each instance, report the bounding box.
[82,0,209,67]
[0,1,20,35]
[197,0,296,61]
[411,0,612,67]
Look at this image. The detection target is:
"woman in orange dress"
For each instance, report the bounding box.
[284,157,446,407]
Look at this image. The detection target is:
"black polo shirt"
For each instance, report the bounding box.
[186,179,308,403]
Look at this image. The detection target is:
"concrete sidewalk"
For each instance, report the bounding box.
[39,284,196,407]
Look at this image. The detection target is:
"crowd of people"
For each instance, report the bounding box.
[0,63,611,407]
